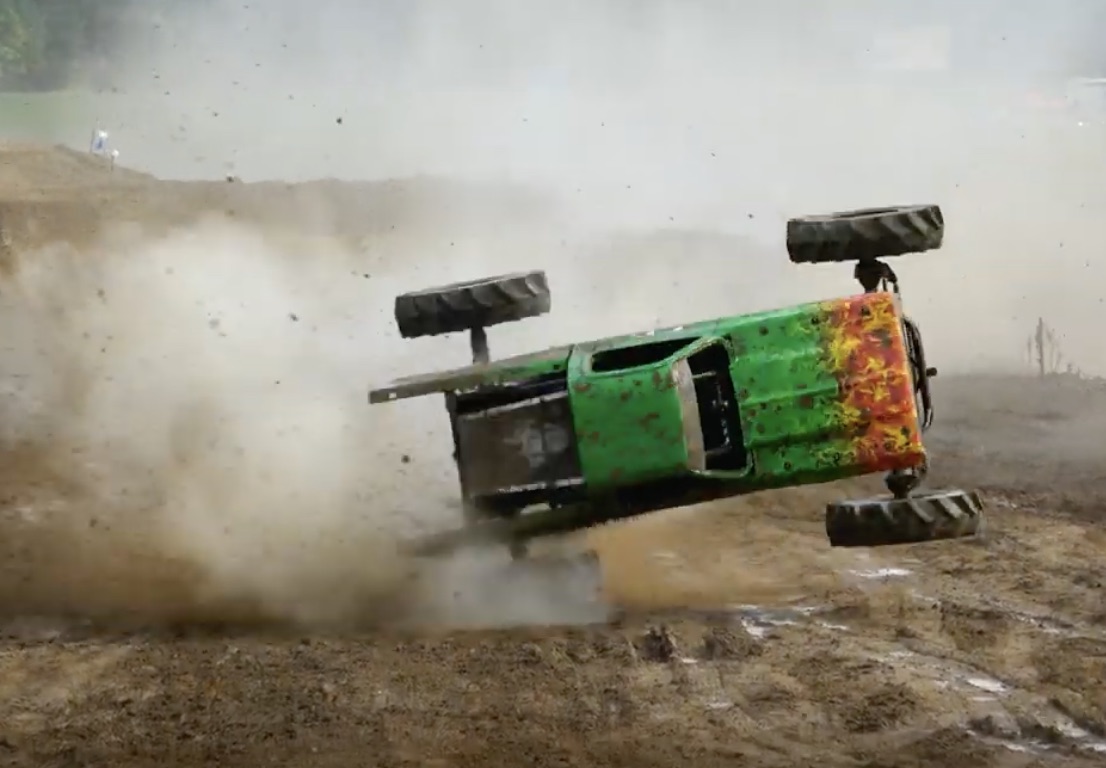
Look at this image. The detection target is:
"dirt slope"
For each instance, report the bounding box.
[1,145,1105,768]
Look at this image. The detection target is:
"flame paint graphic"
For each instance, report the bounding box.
[817,292,925,473]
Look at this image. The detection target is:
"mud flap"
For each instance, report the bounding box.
[403,546,610,629]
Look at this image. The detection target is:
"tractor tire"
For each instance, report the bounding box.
[394,271,551,339]
[825,488,982,548]
[786,204,944,264]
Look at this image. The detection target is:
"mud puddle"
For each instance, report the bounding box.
[640,543,1106,759]
[876,646,1106,756]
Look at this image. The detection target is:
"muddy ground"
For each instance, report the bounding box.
[2,145,1106,767]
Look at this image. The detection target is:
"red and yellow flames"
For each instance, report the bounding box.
[818,292,925,473]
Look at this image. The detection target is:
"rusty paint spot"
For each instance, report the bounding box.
[784,461,793,471]
[758,326,769,336]
[573,382,591,393]
[633,379,643,387]
[738,388,750,400]
[588,430,601,442]
[640,412,661,428]
[651,369,675,391]
[619,390,633,402]
[755,423,766,434]
[798,394,815,409]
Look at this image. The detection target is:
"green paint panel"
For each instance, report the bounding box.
[723,302,851,485]
[566,345,691,491]
[555,296,897,495]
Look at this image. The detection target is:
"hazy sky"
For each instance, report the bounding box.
[70,0,1106,373]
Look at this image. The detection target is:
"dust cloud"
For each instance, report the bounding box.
[0,217,460,629]
[90,0,1106,373]
[0,209,612,631]
[4,2,1106,629]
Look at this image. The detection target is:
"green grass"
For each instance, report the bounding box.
[0,90,115,147]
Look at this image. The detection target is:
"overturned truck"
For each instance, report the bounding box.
[370,205,982,571]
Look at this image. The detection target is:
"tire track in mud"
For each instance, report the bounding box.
[582,486,1106,762]
[5,477,1106,765]
[2,581,1103,767]
[607,582,1106,759]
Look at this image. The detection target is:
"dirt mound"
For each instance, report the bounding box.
[0,143,564,264]
[2,152,1106,766]
[0,142,153,193]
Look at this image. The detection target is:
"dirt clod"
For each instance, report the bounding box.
[700,625,761,661]
[639,625,680,662]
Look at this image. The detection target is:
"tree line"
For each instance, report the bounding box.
[0,0,133,90]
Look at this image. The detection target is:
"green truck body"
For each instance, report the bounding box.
[370,289,926,520]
